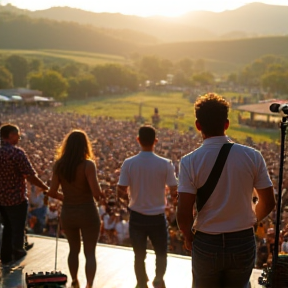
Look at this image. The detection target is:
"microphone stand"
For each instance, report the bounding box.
[271,116,287,286]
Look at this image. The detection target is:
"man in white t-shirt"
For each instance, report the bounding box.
[117,125,177,288]
[177,93,276,288]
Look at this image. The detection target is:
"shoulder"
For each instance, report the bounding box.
[14,146,26,156]
[180,149,198,164]
[85,159,97,170]
[232,143,262,156]
[154,154,172,163]
[122,154,138,164]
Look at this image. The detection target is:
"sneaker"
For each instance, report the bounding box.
[25,242,34,251]
[152,279,166,288]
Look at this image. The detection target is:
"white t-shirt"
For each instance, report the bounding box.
[103,214,116,230]
[178,136,273,234]
[98,205,106,217]
[115,220,129,243]
[118,151,178,215]
[281,241,288,253]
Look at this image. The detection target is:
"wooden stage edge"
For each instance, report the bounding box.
[0,235,262,288]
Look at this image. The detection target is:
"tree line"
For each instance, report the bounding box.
[1,53,288,100]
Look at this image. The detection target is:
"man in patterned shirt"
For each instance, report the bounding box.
[0,124,49,265]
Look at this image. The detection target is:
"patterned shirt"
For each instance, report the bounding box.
[0,141,36,206]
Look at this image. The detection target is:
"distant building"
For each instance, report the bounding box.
[0,88,42,101]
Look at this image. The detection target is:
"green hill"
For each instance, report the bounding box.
[139,36,288,70]
[1,12,288,73]
[0,49,128,66]
[0,12,138,56]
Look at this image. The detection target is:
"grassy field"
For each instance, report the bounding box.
[0,49,127,66]
[56,91,280,143]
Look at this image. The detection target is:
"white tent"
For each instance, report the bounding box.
[0,95,10,101]
[11,95,23,101]
[34,96,50,102]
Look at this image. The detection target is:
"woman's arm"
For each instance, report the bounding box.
[85,160,103,202]
[46,172,64,202]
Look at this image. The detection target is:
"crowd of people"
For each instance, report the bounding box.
[0,105,287,261]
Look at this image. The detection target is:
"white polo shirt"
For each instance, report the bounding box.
[118,151,178,215]
[178,136,272,234]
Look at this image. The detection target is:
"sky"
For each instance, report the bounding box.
[1,0,288,17]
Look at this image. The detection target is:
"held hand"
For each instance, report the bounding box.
[184,238,193,251]
[184,232,194,252]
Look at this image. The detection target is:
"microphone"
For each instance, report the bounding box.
[269,103,288,116]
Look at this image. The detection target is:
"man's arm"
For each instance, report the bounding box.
[255,186,276,222]
[46,172,63,201]
[116,185,128,203]
[26,175,49,191]
[176,192,196,251]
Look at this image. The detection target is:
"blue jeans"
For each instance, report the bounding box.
[0,200,28,263]
[192,228,256,288]
[129,209,168,287]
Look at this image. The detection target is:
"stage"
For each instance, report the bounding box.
[0,236,262,288]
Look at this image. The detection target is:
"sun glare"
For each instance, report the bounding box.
[1,0,287,17]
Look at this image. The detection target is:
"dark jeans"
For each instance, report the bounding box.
[192,228,256,288]
[0,200,28,263]
[129,209,168,287]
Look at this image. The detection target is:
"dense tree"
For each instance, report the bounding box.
[262,71,288,94]
[29,72,43,90]
[175,58,194,75]
[29,70,68,100]
[238,55,288,87]
[62,63,81,78]
[0,66,13,89]
[42,70,68,100]
[5,54,29,87]
[29,59,42,73]
[91,64,138,91]
[192,71,214,86]
[139,55,169,81]
[172,71,190,86]
[67,74,98,99]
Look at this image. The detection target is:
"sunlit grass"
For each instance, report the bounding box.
[55,91,280,143]
[0,49,127,66]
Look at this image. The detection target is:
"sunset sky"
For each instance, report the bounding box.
[1,0,288,17]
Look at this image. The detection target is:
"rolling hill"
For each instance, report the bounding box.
[1,2,287,42]
[1,11,288,73]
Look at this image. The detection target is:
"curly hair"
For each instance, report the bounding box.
[194,93,229,137]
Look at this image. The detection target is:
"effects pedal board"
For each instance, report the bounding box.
[25,271,67,287]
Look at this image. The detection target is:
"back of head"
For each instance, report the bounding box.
[55,129,94,182]
[194,93,229,137]
[138,125,156,147]
[0,123,19,141]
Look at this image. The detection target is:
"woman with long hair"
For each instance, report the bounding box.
[46,130,102,288]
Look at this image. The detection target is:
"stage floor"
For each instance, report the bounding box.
[0,236,262,288]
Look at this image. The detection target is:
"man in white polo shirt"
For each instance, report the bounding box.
[177,93,276,288]
[117,125,177,288]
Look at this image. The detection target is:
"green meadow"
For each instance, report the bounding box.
[0,49,127,66]
[56,91,280,144]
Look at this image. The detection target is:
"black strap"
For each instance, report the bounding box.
[196,143,234,213]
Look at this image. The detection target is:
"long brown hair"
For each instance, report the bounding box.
[54,130,94,182]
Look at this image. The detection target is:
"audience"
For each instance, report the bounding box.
[0,107,287,260]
